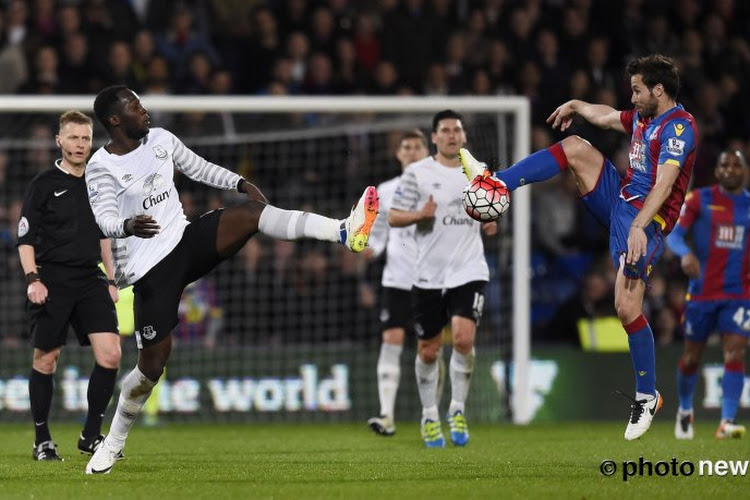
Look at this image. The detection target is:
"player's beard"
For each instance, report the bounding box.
[639,91,659,119]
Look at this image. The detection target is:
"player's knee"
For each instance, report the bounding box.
[97,344,122,369]
[382,328,405,345]
[560,135,595,168]
[418,341,441,364]
[453,336,474,354]
[723,346,746,364]
[681,352,700,369]
[32,350,60,374]
[614,295,639,324]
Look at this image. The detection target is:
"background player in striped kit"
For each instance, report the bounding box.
[84,86,377,474]
[17,111,121,461]
[366,129,429,437]
[390,110,497,447]
[666,149,748,440]
[460,54,698,440]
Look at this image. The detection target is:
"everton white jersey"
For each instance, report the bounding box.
[85,128,242,286]
[391,156,489,289]
[369,175,417,290]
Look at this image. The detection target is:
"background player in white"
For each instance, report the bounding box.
[84,85,378,474]
[366,130,429,436]
[390,110,496,447]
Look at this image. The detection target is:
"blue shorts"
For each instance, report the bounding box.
[581,158,665,281]
[684,300,750,342]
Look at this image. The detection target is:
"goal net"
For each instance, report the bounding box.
[0,96,531,424]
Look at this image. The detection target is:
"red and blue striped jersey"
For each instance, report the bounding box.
[670,186,750,300]
[619,105,698,233]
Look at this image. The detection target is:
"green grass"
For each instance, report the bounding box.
[0,421,746,499]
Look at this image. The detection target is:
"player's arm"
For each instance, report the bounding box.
[626,163,681,265]
[665,192,701,279]
[547,99,626,133]
[388,197,436,228]
[16,179,47,303]
[86,164,160,239]
[387,167,436,227]
[169,131,267,202]
[18,245,47,304]
[100,238,119,302]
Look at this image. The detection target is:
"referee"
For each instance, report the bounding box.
[17,111,121,461]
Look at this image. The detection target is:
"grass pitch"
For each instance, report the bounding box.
[0,421,746,499]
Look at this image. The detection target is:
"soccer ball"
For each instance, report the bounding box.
[462,175,510,222]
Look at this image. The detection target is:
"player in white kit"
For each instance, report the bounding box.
[84,85,378,474]
[366,130,429,437]
[389,110,496,447]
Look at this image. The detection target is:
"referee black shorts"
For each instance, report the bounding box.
[133,209,225,349]
[28,272,118,351]
[412,280,487,340]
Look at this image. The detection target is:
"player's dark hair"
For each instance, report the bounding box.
[59,110,92,129]
[93,85,128,130]
[626,54,680,99]
[401,129,427,148]
[432,109,463,132]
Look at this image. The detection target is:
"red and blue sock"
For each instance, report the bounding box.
[496,142,568,191]
[721,361,745,421]
[624,315,656,398]
[677,358,698,411]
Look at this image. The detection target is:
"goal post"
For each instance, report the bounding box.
[0,95,532,424]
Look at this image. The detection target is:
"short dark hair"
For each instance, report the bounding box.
[626,54,680,99]
[400,129,427,147]
[432,109,463,132]
[59,110,92,130]
[93,84,128,130]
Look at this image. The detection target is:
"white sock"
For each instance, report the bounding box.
[258,205,341,242]
[415,355,439,417]
[448,348,475,415]
[377,343,402,418]
[635,392,655,402]
[107,366,157,449]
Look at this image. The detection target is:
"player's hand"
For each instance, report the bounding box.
[108,284,120,303]
[547,101,576,131]
[420,195,437,220]
[239,179,268,204]
[626,225,647,267]
[125,215,160,238]
[27,280,48,304]
[680,253,700,279]
[482,221,498,236]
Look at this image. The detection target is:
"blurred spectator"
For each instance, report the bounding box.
[155,6,219,82]
[19,44,59,94]
[58,32,97,93]
[544,268,616,345]
[175,278,224,349]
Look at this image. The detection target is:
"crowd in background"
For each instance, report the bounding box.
[1,0,749,348]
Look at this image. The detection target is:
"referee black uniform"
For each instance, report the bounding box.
[18,162,118,350]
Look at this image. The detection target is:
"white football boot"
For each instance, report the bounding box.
[624,391,663,441]
[674,409,694,440]
[341,186,378,253]
[458,148,491,182]
[85,436,123,474]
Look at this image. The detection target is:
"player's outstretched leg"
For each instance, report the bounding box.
[255,186,378,253]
